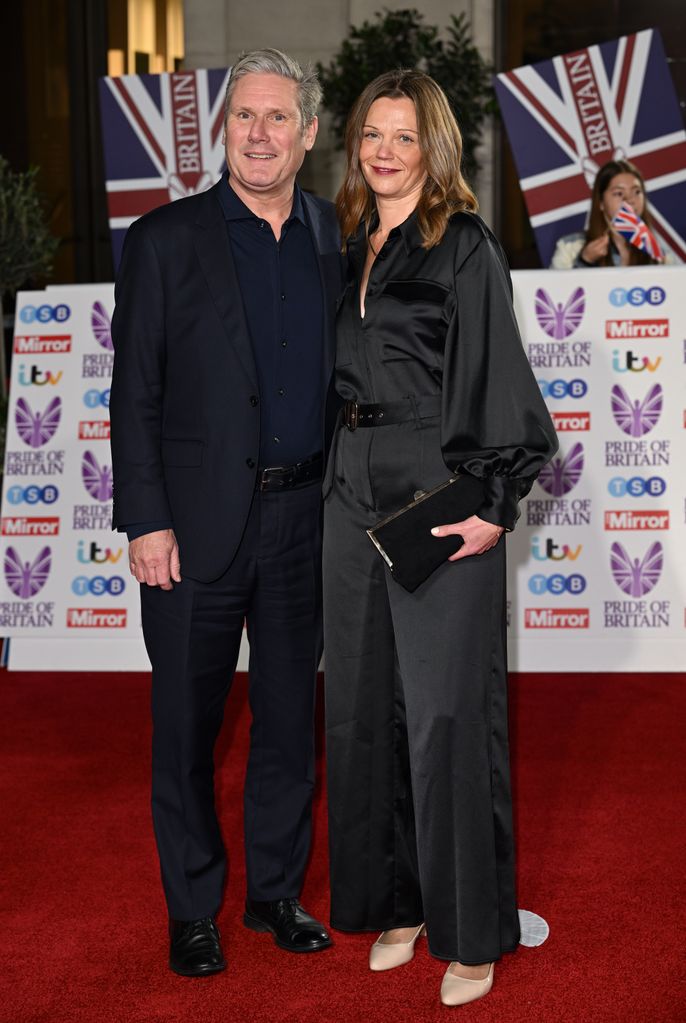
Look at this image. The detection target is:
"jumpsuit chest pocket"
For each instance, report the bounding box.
[378,278,451,363]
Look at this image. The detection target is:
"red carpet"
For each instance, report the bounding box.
[2,669,684,1023]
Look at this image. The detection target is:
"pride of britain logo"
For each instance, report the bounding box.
[611,383,662,437]
[610,541,663,598]
[536,442,584,497]
[81,451,113,502]
[535,287,585,339]
[15,397,62,448]
[3,546,52,598]
[91,301,113,351]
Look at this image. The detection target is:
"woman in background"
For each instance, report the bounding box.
[550,158,675,268]
[323,70,557,1008]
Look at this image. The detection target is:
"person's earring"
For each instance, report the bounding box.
[221,134,226,145]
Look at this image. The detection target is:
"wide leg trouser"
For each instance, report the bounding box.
[323,421,520,964]
[141,480,322,921]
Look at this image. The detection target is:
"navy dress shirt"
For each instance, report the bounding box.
[122,173,324,541]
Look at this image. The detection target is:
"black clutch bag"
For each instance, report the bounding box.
[366,475,486,593]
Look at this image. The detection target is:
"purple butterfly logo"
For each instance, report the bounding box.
[535,286,585,339]
[4,546,52,598]
[82,450,113,501]
[611,383,662,437]
[610,541,663,598]
[91,301,113,351]
[537,442,584,497]
[15,396,62,448]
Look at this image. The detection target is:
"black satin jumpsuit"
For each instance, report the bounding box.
[322,210,558,964]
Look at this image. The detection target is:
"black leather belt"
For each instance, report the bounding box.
[257,453,323,491]
[343,397,442,431]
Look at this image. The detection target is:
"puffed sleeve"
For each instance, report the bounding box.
[441,230,558,530]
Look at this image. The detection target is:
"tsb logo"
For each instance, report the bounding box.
[528,573,587,595]
[5,484,60,505]
[71,575,126,596]
[608,286,666,307]
[608,476,666,498]
[19,303,71,323]
[83,388,110,409]
[538,378,588,399]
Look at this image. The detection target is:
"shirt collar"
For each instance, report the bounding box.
[348,208,424,260]
[218,170,307,226]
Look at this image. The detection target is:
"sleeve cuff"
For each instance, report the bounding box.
[120,521,173,542]
[477,477,534,532]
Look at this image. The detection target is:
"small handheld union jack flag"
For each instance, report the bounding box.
[611,202,663,261]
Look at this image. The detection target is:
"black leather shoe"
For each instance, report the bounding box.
[243,898,332,953]
[169,917,226,976]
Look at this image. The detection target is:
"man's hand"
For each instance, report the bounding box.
[580,234,609,264]
[431,515,504,562]
[128,529,181,590]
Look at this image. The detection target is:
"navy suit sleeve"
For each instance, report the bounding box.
[109,218,173,530]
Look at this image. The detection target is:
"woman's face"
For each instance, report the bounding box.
[358,96,427,202]
[600,172,645,222]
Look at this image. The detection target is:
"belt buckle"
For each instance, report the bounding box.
[345,400,359,431]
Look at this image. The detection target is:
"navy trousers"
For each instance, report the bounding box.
[141,480,322,920]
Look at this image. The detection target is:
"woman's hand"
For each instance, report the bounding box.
[431,515,504,562]
[580,234,609,264]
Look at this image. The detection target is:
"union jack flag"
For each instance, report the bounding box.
[98,69,230,267]
[611,201,663,260]
[495,29,686,265]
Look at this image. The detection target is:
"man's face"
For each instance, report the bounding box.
[224,73,317,200]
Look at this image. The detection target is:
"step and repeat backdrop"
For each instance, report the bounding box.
[1,268,684,671]
[507,266,683,670]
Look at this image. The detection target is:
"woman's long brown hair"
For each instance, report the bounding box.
[586,159,657,266]
[336,69,478,249]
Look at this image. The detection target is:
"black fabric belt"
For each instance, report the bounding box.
[343,397,442,431]
[257,453,323,492]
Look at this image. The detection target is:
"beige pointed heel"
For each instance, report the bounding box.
[368,923,426,972]
[440,962,494,1006]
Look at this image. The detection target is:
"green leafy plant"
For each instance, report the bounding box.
[0,156,58,467]
[317,8,494,180]
[0,156,58,299]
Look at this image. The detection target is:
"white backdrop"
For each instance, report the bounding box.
[2,269,684,671]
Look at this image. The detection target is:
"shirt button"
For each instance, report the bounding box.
[281,340,288,348]
[280,293,286,300]
[273,436,280,444]
[246,458,255,469]
[249,395,259,406]
[259,221,265,228]
[278,388,285,396]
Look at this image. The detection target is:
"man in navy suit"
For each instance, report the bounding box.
[110,49,342,975]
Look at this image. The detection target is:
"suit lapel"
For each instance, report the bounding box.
[302,191,343,388]
[193,183,258,390]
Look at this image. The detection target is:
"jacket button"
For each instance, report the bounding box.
[250,395,259,406]
[246,458,255,469]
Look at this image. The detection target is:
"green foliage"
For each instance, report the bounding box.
[317,8,494,179]
[0,156,58,298]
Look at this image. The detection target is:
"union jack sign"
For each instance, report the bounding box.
[495,29,686,265]
[98,68,230,267]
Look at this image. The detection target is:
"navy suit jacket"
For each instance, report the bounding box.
[110,180,343,582]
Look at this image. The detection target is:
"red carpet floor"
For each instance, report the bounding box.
[2,669,684,1023]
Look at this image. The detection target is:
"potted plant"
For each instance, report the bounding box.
[0,157,58,474]
[317,8,494,181]
[0,156,59,393]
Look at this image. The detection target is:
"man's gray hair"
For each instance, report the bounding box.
[224,48,323,129]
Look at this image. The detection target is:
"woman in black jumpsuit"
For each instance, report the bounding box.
[323,71,557,1008]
